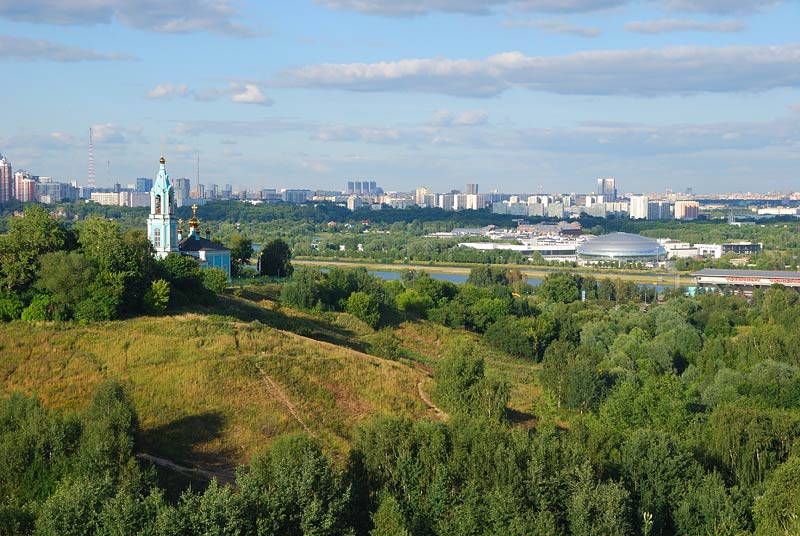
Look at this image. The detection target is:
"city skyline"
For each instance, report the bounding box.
[0,1,798,194]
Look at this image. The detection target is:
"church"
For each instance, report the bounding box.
[147,156,231,278]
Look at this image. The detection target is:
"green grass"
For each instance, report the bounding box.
[0,305,428,471]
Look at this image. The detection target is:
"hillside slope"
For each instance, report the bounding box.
[0,309,430,475]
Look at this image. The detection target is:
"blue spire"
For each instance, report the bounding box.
[154,156,170,190]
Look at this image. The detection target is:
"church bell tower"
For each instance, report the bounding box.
[147,156,179,258]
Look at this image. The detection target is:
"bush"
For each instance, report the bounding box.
[144,279,170,314]
[203,268,229,295]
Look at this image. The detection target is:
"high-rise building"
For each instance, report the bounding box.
[648,201,673,220]
[136,177,153,193]
[596,177,617,201]
[466,183,478,195]
[0,152,12,204]
[629,195,649,219]
[14,170,37,202]
[369,181,377,193]
[347,181,355,193]
[674,200,700,220]
[173,178,191,201]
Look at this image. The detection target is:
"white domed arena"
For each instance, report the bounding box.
[577,232,667,265]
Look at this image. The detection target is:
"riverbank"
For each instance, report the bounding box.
[293,258,695,287]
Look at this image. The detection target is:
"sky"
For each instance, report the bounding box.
[0,0,798,195]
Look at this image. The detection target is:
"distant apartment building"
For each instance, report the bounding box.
[629,195,649,219]
[674,200,700,220]
[135,177,153,193]
[35,178,78,203]
[282,189,312,203]
[0,153,12,203]
[466,183,479,195]
[648,201,673,220]
[13,171,37,202]
[596,177,617,201]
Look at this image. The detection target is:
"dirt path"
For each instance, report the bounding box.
[416,379,448,420]
[253,360,316,437]
[136,453,236,484]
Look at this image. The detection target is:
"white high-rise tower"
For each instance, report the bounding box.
[147,156,179,258]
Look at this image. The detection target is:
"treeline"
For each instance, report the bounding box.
[281,265,658,360]
[0,206,227,322]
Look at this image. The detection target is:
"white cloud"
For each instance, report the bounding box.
[280,44,800,97]
[146,83,189,100]
[230,83,272,105]
[0,0,255,36]
[91,123,128,143]
[432,109,490,126]
[0,34,134,61]
[315,0,790,16]
[503,19,601,37]
[625,18,745,33]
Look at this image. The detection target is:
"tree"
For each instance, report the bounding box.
[0,205,68,293]
[346,291,380,328]
[753,455,800,536]
[370,495,411,536]
[238,434,354,536]
[539,273,581,303]
[260,238,294,278]
[228,234,253,278]
[143,279,170,314]
[34,251,97,315]
[203,268,229,295]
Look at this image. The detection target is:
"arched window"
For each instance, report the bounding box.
[155,195,162,214]
[168,193,174,214]
[153,227,161,248]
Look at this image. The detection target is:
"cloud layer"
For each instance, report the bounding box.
[145,82,273,105]
[280,44,800,97]
[0,34,134,61]
[0,0,253,36]
[625,18,745,33]
[315,0,787,16]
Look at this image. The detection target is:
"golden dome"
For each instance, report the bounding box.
[159,156,166,164]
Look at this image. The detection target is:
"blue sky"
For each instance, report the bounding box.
[0,0,798,195]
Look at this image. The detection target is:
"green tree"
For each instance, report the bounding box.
[0,205,68,293]
[260,238,294,278]
[753,455,800,536]
[346,291,380,328]
[540,273,581,304]
[370,494,411,536]
[143,279,170,314]
[228,234,253,278]
[34,251,97,315]
[203,268,229,295]
[238,434,354,536]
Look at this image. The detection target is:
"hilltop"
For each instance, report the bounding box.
[0,294,444,478]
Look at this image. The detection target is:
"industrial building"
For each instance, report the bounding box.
[693,268,800,293]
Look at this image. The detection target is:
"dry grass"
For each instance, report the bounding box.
[0,311,427,470]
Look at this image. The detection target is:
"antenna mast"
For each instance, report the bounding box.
[88,127,95,189]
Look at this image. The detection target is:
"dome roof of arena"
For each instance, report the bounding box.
[577,232,666,259]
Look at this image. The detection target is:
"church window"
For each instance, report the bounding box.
[155,195,162,214]
[168,193,174,214]
[154,227,161,248]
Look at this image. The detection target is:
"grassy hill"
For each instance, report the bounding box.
[0,289,545,486]
[0,302,433,478]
